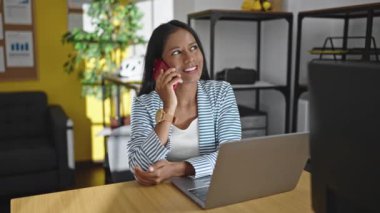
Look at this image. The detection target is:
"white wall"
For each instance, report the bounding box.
[139,0,379,135]
[173,0,195,22]
[173,0,380,135]
[174,0,287,134]
[133,0,174,56]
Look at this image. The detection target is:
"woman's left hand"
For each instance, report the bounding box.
[134,160,182,186]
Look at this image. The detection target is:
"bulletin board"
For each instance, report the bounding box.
[0,0,37,82]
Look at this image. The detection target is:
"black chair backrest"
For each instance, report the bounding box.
[0,92,49,141]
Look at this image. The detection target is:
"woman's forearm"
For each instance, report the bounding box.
[154,120,172,145]
[154,106,176,145]
[173,161,195,177]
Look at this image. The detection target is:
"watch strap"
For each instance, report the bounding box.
[156,109,176,123]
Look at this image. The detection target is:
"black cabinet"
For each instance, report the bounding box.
[292,3,380,132]
[188,10,293,133]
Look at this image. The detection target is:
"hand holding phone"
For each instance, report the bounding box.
[153,59,178,89]
[153,59,170,80]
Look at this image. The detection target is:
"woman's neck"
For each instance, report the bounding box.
[175,81,197,107]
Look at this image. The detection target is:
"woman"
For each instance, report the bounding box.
[128,20,241,185]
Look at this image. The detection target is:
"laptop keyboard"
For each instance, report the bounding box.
[188,186,209,202]
[192,176,211,187]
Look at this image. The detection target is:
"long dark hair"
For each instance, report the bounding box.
[138,20,209,96]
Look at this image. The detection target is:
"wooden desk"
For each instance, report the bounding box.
[11,171,313,213]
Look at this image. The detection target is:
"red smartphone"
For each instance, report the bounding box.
[153,59,170,80]
[153,59,178,89]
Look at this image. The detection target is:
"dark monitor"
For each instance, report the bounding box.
[308,60,380,213]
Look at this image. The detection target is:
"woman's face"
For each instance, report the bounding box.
[161,28,204,83]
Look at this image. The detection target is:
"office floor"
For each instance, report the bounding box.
[0,162,106,213]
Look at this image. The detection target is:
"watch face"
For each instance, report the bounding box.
[155,108,175,123]
[155,109,164,123]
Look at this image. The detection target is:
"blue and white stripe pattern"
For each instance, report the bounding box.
[128,80,242,178]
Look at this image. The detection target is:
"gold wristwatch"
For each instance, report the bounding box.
[155,109,176,124]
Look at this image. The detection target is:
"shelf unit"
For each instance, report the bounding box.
[101,73,141,128]
[309,36,380,61]
[292,3,380,132]
[188,9,293,133]
[100,74,141,183]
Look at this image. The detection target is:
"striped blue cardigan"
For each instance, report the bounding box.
[128,80,241,178]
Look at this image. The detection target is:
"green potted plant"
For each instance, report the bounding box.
[62,0,145,97]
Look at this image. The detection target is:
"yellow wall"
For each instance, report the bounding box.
[0,0,93,161]
[0,0,134,162]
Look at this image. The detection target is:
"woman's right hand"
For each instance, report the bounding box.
[134,160,192,186]
[155,68,182,114]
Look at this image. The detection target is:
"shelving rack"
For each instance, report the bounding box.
[101,73,141,128]
[188,10,293,133]
[100,74,140,183]
[292,3,380,132]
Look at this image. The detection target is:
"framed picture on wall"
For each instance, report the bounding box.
[5,31,34,67]
[3,0,32,25]
[0,0,37,81]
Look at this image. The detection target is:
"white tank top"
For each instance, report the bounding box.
[167,118,199,162]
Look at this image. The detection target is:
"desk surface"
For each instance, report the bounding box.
[11,171,313,213]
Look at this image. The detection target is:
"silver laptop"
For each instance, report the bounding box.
[171,132,309,209]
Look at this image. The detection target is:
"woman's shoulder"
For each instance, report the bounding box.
[199,80,231,88]
[199,80,233,94]
[134,91,160,106]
